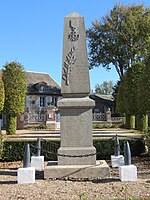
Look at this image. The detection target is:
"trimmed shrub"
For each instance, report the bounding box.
[136,113,148,131]
[126,114,135,129]
[6,115,17,135]
[1,138,145,162]
[94,138,145,160]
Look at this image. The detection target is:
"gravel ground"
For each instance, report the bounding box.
[0,157,150,200]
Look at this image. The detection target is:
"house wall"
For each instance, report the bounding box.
[17,94,61,129]
[91,98,115,114]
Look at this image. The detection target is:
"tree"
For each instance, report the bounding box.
[135,53,150,131]
[95,83,102,94]
[87,4,150,78]
[0,72,4,112]
[138,51,150,114]
[95,80,114,94]
[112,80,120,101]
[117,72,136,129]
[116,77,126,114]
[2,62,26,134]
[117,59,149,130]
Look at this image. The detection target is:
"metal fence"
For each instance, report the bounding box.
[55,112,125,123]
[92,113,106,121]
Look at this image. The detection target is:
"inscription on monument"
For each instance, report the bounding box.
[68,20,79,42]
[62,46,77,85]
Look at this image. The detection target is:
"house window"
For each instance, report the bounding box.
[40,97,45,107]
[51,97,55,105]
[39,85,45,92]
[26,96,30,107]
[55,97,58,106]
[51,97,58,106]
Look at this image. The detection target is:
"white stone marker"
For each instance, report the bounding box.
[17,143,35,184]
[119,165,137,181]
[111,155,124,168]
[17,167,35,184]
[31,156,44,171]
[119,141,137,182]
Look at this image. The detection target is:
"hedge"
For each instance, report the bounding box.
[0,138,145,162]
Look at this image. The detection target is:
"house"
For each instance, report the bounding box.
[18,71,61,129]
[1,71,61,129]
[89,93,115,114]
[89,93,115,121]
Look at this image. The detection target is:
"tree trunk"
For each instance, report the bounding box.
[6,115,17,135]
[126,113,135,129]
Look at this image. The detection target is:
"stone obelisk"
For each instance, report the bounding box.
[57,12,96,165]
[44,12,109,179]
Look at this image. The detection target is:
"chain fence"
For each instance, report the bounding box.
[29,135,136,159]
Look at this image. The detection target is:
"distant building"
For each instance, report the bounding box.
[89,93,115,114]
[1,71,61,129]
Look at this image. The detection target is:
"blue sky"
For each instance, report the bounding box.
[0,0,149,91]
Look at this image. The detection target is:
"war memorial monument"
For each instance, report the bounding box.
[44,12,110,179]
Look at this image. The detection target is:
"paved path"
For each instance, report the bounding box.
[2,128,142,140]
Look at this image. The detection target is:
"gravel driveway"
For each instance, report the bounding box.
[0,157,150,200]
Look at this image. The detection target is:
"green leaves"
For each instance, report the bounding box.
[117,61,145,115]
[87,4,150,78]
[0,73,4,112]
[116,53,150,130]
[95,81,114,94]
[2,62,27,134]
[2,62,26,116]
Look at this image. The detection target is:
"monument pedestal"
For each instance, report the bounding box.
[57,97,96,166]
[58,146,96,165]
[44,97,110,179]
[44,160,110,179]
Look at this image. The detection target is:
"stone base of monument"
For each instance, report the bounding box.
[119,165,137,182]
[111,155,124,168]
[44,160,110,180]
[17,167,35,184]
[58,146,96,165]
[31,156,44,171]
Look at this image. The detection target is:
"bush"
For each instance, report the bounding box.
[0,138,145,162]
[1,140,60,161]
[38,123,48,129]
[93,123,121,129]
[94,138,145,160]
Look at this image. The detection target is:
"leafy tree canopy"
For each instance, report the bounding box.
[87,4,150,78]
[2,62,26,116]
[95,80,114,94]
